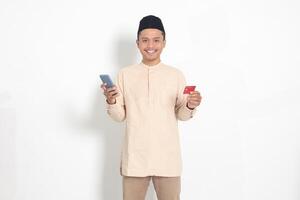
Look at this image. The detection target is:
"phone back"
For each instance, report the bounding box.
[99,74,114,88]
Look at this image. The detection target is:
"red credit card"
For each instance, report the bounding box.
[183,86,196,94]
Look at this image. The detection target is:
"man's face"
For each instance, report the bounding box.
[137,28,166,65]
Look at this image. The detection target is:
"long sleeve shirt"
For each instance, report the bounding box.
[106,62,197,177]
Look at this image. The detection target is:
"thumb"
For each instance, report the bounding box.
[101,84,107,91]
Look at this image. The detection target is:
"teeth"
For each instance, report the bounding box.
[146,50,155,54]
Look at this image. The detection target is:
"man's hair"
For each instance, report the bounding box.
[137,15,166,40]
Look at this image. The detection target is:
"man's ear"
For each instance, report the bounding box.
[163,39,166,48]
[136,39,139,46]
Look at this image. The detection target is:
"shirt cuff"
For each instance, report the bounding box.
[106,99,118,109]
[184,104,197,118]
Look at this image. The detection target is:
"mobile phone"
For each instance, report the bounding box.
[183,86,196,94]
[99,74,114,88]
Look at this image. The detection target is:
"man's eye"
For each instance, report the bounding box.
[142,40,147,42]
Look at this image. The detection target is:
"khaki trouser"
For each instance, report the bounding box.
[123,176,181,200]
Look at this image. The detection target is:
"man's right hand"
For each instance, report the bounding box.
[101,83,120,104]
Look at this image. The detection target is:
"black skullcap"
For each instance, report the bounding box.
[137,15,165,39]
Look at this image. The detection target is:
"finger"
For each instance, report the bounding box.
[108,90,118,96]
[106,86,117,92]
[187,94,197,98]
[107,87,117,92]
[101,87,107,93]
[100,84,107,90]
[102,83,108,88]
[190,93,201,97]
[104,90,112,96]
[190,91,200,94]
[112,93,120,98]
[110,91,119,97]
[188,102,199,108]
[188,97,201,102]
[189,95,200,100]
[188,96,201,100]
[188,100,201,105]
[188,93,200,98]
[191,95,202,101]
[108,89,119,96]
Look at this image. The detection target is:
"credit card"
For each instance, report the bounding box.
[183,86,196,94]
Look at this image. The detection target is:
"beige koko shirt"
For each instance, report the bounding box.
[106,62,197,177]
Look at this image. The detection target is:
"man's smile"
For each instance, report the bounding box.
[145,49,157,55]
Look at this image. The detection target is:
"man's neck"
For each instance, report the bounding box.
[142,59,161,67]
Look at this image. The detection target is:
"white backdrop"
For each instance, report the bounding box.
[1,0,300,199]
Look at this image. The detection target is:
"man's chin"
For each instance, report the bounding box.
[144,55,159,61]
[143,57,157,62]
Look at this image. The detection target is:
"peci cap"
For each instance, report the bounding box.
[137,15,165,39]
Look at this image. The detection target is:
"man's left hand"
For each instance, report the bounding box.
[187,91,202,109]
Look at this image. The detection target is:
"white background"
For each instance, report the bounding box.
[1,0,300,199]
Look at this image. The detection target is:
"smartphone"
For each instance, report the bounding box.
[99,74,114,88]
[183,86,196,94]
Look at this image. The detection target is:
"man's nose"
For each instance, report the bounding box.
[147,41,154,48]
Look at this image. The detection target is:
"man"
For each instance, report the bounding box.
[101,15,202,200]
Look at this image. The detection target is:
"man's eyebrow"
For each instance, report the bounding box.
[140,37,162,39]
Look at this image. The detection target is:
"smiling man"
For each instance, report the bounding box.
[101,15,202,200]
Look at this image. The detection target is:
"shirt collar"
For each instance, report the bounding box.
[140,61,162,70]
